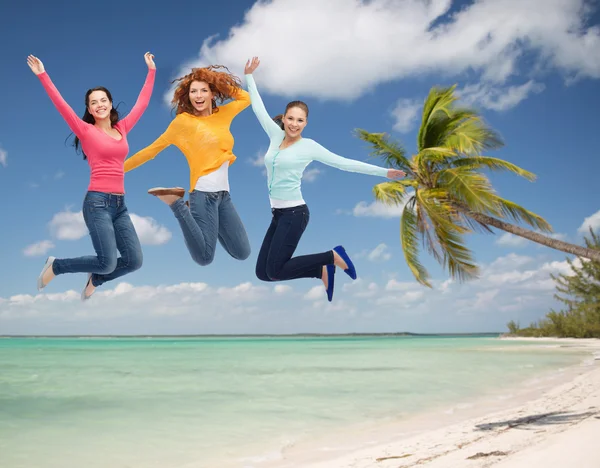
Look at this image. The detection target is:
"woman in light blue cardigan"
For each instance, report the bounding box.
[244,57,405,301]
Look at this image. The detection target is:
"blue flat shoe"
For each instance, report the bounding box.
[333,245,357,280]
[326,264,336,302]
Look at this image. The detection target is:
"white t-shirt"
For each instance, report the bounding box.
[194,161,230,192]
[269,198,306,209]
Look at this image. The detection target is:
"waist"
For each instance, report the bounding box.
[271,203,308,214]
[86,191,126,206]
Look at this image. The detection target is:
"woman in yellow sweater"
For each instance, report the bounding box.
[124,66,251,266]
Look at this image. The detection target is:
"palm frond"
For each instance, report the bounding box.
[436,167,500,214]
[417,190,480,282]
[355,129,412,172]
[418,86,457,151]
[416,201,444,264]
[372,181,409,206]
[443,114,504,156]
[401,199,432,287]
[452,156,536,181]
[414,147,458,178]
[489,195,553,232]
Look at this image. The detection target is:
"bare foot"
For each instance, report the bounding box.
[84,280,96,299]
[321,265,328,289]
[332,250,348,270]
[157,194,182,205]
[42,267,55,288]
[82,275,96,301]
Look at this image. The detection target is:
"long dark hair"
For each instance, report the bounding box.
[273,100,309,129]
[74,87,120,160]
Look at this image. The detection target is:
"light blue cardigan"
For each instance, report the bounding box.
[245,74,389,202]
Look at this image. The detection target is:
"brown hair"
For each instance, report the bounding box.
[171,65,242,115]
[273,100,309,129]
[75,87,120,160]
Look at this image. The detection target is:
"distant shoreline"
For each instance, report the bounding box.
[0,332,502,338]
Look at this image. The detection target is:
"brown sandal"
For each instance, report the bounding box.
[147,187,186,197]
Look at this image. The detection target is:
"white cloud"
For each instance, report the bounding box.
[302,168,321,182]
[54,171,65,180]
[178,0,600,104]
[23,240,55,257]
[459,81,546,111]
[496,233,530,248]
[129,214,172,245]
[0,250,585,334]
[48,210,172,245]
[304,286,324,301]
[250,150,265,167]
[0,145,6,168]
[391,98,421,133]
[367,243,391,262]
[49,210,88,240]
[578,210,600,234]
[274,285,292,295]
[350,200,406,218]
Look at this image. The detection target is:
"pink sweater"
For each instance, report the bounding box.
[38,69,155,193]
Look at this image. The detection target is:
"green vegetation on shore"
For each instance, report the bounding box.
[507,230,600,338]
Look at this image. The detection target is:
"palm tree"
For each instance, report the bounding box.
[357,85,600,287]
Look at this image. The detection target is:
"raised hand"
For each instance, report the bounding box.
[387,169,406,180]
[244,56,260,74]
[144,52,156,70]
[27,55,45,75]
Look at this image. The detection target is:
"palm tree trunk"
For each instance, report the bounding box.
[457,208,600,262]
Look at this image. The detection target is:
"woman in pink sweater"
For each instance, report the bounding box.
[27,53,156,300]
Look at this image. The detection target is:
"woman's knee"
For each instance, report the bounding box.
[233,245,251,261]
[255,265,273,282]
[265,263,281,282]
[128,251,143,272]
[192,252,214,267]
[97,254,118,275]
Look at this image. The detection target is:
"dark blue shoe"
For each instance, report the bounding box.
[326,264,335,302]
[333,245,357,280]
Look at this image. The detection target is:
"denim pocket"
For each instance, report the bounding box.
[301,211,309,230]
[86,199,107,210]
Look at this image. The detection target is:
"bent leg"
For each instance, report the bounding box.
[256,214,278,282]
[217,192,251,261]
[93,203,143,287]
[52,195,117,277]
[170,191,219,266]
[265,206,333,281]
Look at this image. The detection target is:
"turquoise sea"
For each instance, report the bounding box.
[0,336,589,467]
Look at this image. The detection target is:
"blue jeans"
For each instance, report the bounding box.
[255,204,333,282]
[52,192,143,287]
[170,190,250,265]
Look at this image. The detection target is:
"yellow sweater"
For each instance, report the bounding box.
[124,88,250,191]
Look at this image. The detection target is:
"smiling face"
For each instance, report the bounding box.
[283,106,308,139]
[87,90,112,121]
[188,80,214,116]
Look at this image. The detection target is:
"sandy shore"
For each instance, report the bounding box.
[265,338,600,468]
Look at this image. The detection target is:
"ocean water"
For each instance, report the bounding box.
[0,336,588,467]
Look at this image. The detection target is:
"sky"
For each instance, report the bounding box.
[0,0,599,335]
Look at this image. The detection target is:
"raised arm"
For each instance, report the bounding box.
[310,140,404,179]
[118,52,156,134]
[124,126,173,173]
[244,57,284,139]
[27,55,87,137]
[219,86,251,117]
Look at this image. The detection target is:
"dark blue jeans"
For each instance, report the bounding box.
[170,190,250,266]
[52,192,143,287]
[255,204,334,282]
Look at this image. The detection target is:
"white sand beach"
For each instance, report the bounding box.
[265,338,600,468]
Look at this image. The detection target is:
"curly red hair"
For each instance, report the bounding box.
[171,65,242,115]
